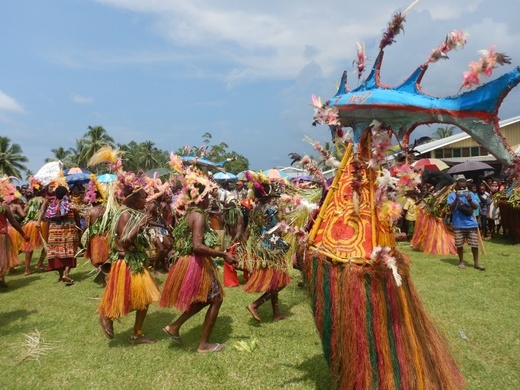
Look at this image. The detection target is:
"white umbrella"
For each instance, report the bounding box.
[34,161,63,185]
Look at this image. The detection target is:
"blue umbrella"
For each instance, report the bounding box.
[213,172,238,180]
[65,172,91,185]
[97,173,117,183]
[64,167,91,175]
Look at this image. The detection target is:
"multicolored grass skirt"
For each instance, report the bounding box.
[159,254,223,312]
[243,267,290,293]
[303,251,464,389]
[98,260,160,319]
[85,234,110,267]
[411,208,457,255]
[21,221,48,252]
[0,233,21,273]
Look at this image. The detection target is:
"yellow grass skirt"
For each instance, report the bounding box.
[22,221,48,252]
[98,260,160,319]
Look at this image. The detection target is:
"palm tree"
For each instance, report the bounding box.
[45,146,71,163]
[79,126,115,165]
[0,136,28,178]
[68,139,87,168]
[432,126,456,140]
[136,141,160,171]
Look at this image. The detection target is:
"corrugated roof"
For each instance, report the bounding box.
[414,115,520,153]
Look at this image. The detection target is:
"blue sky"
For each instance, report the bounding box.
[1,0,519,175]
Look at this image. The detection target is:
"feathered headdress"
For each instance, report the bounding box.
[0,176,21,203]
[244,170,283,198]
[143,174,172,202]
[84,174,106,204]
[88,146,145,201]
[28,176,45,192]
[171,164,217,213]
[48,171,68,192]
[87,146,124,172]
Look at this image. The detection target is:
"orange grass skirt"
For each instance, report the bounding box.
[0,233,21,273]
[85,234,110,267]
[98,260,160,319]
[21,221,48,252]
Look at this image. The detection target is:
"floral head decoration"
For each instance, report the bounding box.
[28,176,45,192]
[172,165,217,213]
[84,174,106,204]
[0,176,20,203]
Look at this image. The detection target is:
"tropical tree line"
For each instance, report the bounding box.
[0,126,249,179]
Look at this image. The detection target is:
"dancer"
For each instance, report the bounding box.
[0,179,29,287]
[241,178,290,322]
[160,167,237,353]
[21,182,48,275]
[44,185,80,285]
[97,182,160,344]
[146,191,174,274]
[83,176,110,286]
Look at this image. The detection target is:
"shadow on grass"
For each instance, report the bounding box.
[440,258,460,267]
[280,353,334,389]
[103,311,235,351]
[0,309,38,331]
[0,274,42,292]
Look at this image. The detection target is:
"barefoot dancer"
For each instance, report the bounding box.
[21,182,48,275]
[43,185,80,285]
[160,167,237,353]
[98,185,160,344]
[0,179,29,287]
[240,179,290,322]
[83,177,110,286]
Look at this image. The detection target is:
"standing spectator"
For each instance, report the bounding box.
[447,178,485,270]
[402,190,420,240]
[477,184,491,239]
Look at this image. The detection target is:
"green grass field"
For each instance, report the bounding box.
[1,237,518,389]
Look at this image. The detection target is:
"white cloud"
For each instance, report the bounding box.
[91,0,520,92]
[0,90,24,113]
[71,93,94,105]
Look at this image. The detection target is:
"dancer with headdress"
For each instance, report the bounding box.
[44,184,81,285]
[0,178,29,287]
[238,173,291,322]
[160,161,237,353]
[82,174,110,286]
[91,147,161,344]
[21,178,49,275]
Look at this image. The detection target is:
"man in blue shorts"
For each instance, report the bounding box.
[447,178,486,270]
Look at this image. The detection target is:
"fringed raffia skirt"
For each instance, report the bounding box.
[7,226,23,254]
[98,260,160,319]
[411,208,457,255]
[0,233,21,273]
[21,221,48,252]
[85,234,110,267]
[303,250,464,390]
[159,255,223,312]
[243,267,290,293]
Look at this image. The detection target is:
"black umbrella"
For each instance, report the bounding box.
[447,161,494,174]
